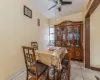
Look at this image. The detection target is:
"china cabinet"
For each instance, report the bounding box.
[49,21,83,61]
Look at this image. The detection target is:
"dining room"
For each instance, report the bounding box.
[0,0,100,80]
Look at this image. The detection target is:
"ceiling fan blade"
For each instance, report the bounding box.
[48,4,57,10]
[62,2,72,5]
[60,0,72,5]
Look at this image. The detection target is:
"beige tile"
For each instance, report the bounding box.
[14,72,26,80]
[81,67,100,80]
[70,74,83,80]
[79,62,85,67]
[71,61,80,65]
[71,67,82,77]
[83,77,94,80]
[82,70,96,80]
[91,70,100,78]
[81,66,92,73]
[71,61,81,69]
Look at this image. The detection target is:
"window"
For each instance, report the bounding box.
[49,27,55,46]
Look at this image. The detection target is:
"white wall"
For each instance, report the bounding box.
[38,17,49,51]
[90,4,100,68]
[49,12,83,25]
[0,0,49,79]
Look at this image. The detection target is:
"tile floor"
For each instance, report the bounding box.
[14,61,100,80]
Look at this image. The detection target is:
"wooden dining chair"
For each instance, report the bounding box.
[22,46,48,80]
[31,42,38,50]
[61,47,73,80]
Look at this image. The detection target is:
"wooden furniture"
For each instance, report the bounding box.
[61,47,73,80]
[34,47,68,80]
[35,47,68,70]
[49,21,83,61]
[22,46,48,80]
[31,42,38,50]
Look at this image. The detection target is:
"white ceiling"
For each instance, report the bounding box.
[31,0,87,18]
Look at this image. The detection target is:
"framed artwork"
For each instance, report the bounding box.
[24,5,32,18]
[37,18,40,26]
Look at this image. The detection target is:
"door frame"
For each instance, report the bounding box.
[85,0,100,71]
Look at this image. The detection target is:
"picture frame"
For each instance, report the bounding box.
[24,5,32,18]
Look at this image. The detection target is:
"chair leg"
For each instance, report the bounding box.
[36,75,38,80]
[26,71,29,80]
[48,68,50,80]
[59,69,63,80]
[68,66,70,80]
[36,77,38,80]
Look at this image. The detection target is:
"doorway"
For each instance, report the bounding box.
[85,0,100,71]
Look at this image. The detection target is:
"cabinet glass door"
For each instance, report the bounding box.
[67,26,74,47]
[74,27,80,47]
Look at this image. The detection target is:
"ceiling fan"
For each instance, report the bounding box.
[48,0,72,12]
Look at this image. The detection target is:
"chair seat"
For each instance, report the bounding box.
[61,59,68,68]
[28,62,48,76]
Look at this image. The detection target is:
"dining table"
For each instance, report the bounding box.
[35,47,68,71]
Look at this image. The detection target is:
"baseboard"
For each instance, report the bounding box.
[91,67,100,72]
[8,67,26,80]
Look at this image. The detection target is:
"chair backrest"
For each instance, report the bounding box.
[22,46,37,70]
[31,42,38,50]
